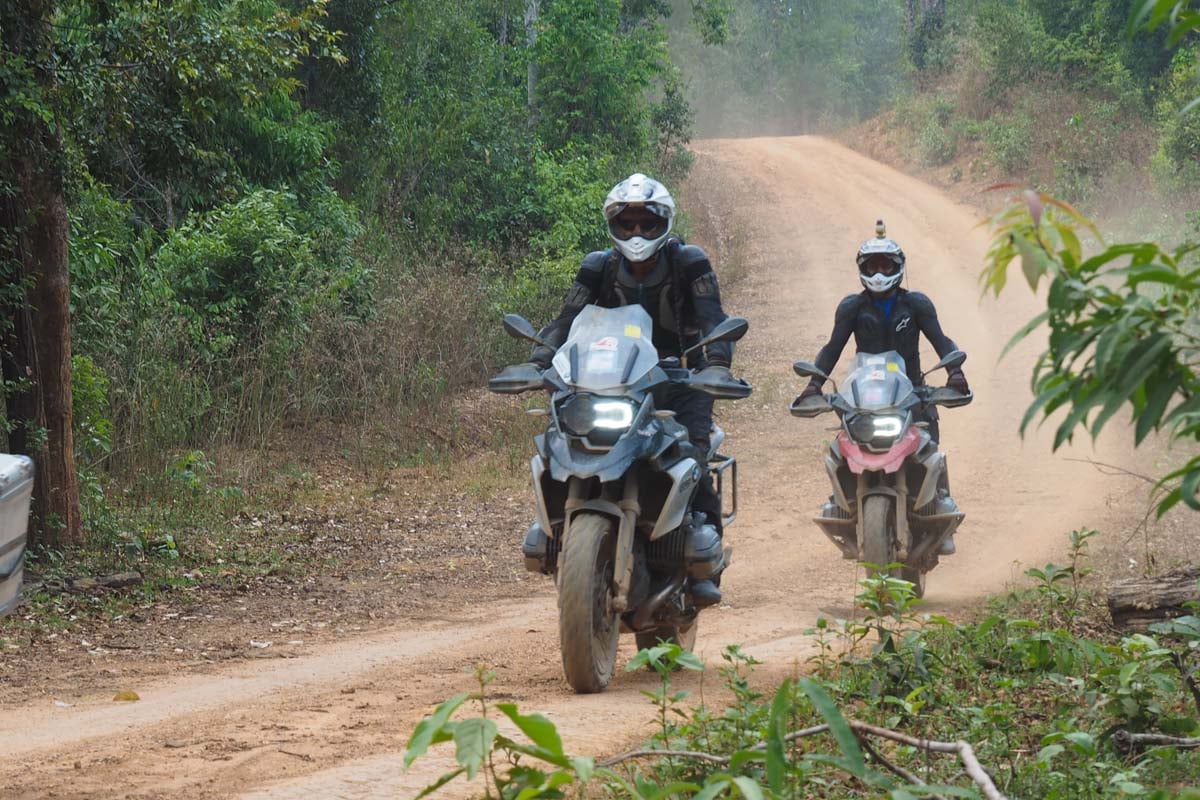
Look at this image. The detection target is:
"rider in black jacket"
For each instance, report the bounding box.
[528,173,737,605]
[796,221,969,554]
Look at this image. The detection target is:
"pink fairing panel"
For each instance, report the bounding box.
[838,429,921,475]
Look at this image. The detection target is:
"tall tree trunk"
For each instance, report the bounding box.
[525,0,540,130]
[1,0,82,548]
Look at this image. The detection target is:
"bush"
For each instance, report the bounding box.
[914,97,959,166]
[156,188,365,352]
[985,114,1035,175]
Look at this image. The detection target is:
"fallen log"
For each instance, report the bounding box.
[1107,567,1200,630]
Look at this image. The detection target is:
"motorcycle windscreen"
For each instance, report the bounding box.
[551,305,659,392]
[840,351,914,411]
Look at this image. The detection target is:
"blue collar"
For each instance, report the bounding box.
[872,295,897,319]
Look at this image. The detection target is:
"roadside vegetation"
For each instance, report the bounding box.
[405,532,1200,798]
[2,0,726,608]
[872,0,1200,235]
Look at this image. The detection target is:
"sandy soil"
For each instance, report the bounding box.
[0,137,1170,799]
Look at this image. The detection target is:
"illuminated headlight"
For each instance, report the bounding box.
[872,415,903,438]
[847,413,905,449]
[592,400,635,430]
[559,395,637,437]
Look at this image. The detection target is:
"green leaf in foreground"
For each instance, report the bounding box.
[798,677,867,778]
[404,693,470,769]
[452,717,498,780]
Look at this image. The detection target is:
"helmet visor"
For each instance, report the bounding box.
[608,207,669,242]
[859,253,902,276]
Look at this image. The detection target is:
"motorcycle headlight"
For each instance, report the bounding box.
[847,413,905,451]
[592,399,635,430]
[559,396,636,437]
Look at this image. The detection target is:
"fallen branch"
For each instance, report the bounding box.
[599,748,732,767]
[1113,730,1200,753]
[599,719,1007,800]
[860,736,946,800]
[845,721,1004,800]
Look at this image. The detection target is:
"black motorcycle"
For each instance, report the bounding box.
[490,304,751,693]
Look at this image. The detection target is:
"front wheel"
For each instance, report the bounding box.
[861,496,925,598]
[861,495,897,579]
[557,513,620,693]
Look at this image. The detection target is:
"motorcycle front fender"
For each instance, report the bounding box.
[546,428,655,483]
[839,429,921,475]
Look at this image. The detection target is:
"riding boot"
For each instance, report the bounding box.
[936,466,957,556]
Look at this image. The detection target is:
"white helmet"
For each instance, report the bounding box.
[856,219,906,294]
[602,173,676,262]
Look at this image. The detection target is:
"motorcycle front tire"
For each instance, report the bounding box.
[861,496,926,598]
[557,512,620,693]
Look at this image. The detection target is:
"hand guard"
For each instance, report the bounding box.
[797,381,823,402]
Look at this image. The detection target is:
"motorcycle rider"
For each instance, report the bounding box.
[527,173,737,606]
[795,220,969,554]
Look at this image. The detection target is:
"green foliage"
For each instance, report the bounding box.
[13,0,702,558]
[984,189,1200,513]
[402,530,1199,799]
[156,187,364,351]
[983,114,1035,175]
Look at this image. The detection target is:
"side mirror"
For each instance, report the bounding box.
[503,314,546,346]
[685,317,749,358]
[792,361,830,382]
[923,350,966,378]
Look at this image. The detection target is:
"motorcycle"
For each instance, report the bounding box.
[789,350,972,597]
[490,304,751,693]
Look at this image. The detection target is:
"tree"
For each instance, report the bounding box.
[1,0,82,546]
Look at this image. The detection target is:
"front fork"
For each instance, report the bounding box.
[562,468,641,613]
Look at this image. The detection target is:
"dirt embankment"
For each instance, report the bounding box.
[0,137,1175,800]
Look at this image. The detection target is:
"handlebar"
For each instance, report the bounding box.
[791,386,974,418]
[488,362,753,399]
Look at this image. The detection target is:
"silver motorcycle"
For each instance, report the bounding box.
[491,304,751,692]
[790,351,972,597]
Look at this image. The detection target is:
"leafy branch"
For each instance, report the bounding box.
[982,185,1200,515]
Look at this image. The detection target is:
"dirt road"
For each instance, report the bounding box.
[0,137,1154,799]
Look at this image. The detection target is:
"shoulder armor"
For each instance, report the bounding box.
[673,243,709,268]
[838,293,865,311]
[905,290,936,313]
[581,250,611,273]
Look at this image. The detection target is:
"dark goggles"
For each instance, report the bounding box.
[609,212,669,241]
[859,254,902,276]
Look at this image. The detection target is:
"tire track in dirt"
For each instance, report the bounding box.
[0,137,1151,799]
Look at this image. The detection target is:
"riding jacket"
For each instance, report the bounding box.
[531,240,733,369]
[812,289,958,385]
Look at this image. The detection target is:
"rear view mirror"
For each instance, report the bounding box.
[924,350,966,377]
[685,317,749,359]
[503,314,546,346]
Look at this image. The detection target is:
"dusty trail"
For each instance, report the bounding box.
[0,138,1149,799]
